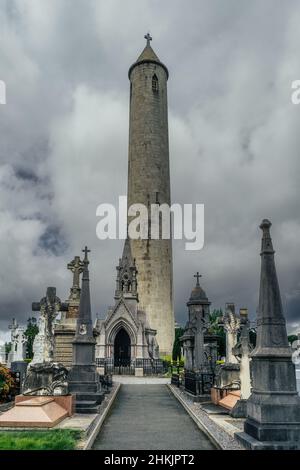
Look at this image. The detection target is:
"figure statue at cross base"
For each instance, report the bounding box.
[31,287,68,366]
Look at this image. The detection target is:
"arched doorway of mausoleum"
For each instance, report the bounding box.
[114,328,131,367]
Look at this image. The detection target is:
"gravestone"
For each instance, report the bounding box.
[0,340,6,364]
[14,327,26,362]
[7,318,18,367]
[54,256,84,368]
[231,308,252,417]
[31,287,68,365]
[236,220,300,449]
[212,305,241,406]
[223,304,240,364]
[181,274,216,400]
[215,304,241,389]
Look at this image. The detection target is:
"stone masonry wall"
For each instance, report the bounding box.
[127,61,174,355]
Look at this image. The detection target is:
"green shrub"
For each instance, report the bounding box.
[0,429,82,450]
[0,365,15,402]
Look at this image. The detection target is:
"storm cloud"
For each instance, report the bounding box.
[0,0,299,340]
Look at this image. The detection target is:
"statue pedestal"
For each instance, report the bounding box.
[0,395,74,428]
[54,321,76,369]
[68,365,104,413]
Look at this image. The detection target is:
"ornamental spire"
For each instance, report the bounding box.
[75,245,93,338]
[255,219,289,355]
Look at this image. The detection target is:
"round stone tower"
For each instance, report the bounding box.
[127,35,174,356]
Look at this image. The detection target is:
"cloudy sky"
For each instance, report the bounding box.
[0,0,300,342]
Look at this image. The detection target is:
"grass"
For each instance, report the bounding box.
[0,429,82,450]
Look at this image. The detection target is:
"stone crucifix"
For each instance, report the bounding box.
[7,318,20,366]
[31,287,68,365]
[144,32,152,46]
[67,255,84,302]
[194,272,202,286]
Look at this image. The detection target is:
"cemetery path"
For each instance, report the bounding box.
[92,384,216,450]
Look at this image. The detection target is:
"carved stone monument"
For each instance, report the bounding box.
[231,308,253,417]
[215,304,241,389]
[54,256,84,368]
[223,304,240,364]
[237,219,300,449]
[181,274,216,399]
[23,363,68,396]
[7,318,18,367]
[68,247,104,413]
[14,327,26,362]
[0,293,72,428]
[211,305,241,407]
[0,340,6,364]
[31,287,68,365]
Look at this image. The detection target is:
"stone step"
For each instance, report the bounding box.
[74,393,103,402]
[76,405,101,414]
[76,400,98,406]
[75,401,102,414]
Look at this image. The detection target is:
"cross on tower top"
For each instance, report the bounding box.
[144,32,152,47]
[194,272,202,286]
[82,246,91,262]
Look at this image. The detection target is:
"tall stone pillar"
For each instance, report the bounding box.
[238,309,252,400]
[127,34,174,355]
[237,220,300,449]
[68,247,104,413]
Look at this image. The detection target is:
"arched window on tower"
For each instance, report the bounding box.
[152,74,159,93]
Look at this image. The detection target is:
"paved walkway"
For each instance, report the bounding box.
[92,384,216,450]
[113,376,170,384]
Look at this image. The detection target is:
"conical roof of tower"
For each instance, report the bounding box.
[136,44,160,63]
[128,38,169,79]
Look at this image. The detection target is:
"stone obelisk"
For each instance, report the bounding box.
[237,220,300,449]
[68,247,103,413]
[127,34,174,355]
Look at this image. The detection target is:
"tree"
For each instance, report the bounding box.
[288,335,298,346]
[172,327,184,361]
[24,317,39,359]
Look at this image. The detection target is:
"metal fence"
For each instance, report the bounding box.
[184,370,214,396]
[96,358,168,376]
[171,373,180,387]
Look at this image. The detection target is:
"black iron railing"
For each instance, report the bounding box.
[95,358,167,376]
[184,370,214,396]
[171,373,180,387]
